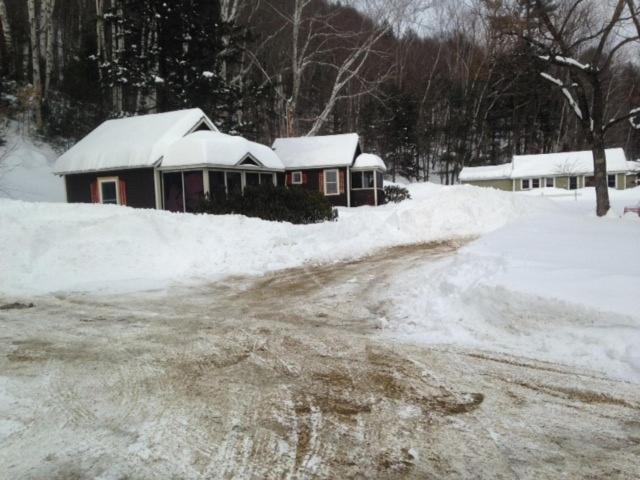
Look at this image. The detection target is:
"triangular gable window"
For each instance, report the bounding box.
[240,157,260,166]
[194,120,212,132]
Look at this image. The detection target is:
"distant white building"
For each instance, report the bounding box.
[459,148,640,191]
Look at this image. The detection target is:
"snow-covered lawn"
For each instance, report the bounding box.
[386,184,640,382]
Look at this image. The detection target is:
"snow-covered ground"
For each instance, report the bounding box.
[387,184,640,383]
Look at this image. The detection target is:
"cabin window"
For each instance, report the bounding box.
[351,171,362,189]
[376,172,384,188]
[227,172,242,195]
[351,170,378,189]
[260,173,274,186]
[324,169,339,195]
[184,171,204,212]
[245,172,260,187]
[363,171,374,188]
[291,171,303,184]
[569,176,578,190]
[210,171,226,200]
[163,172,184,212]
[545,177,554,188]
[608,174,616,188]
[521,179,530,190]
[98,177,119,204]
[240,157,260,167]
[531,178,540,189]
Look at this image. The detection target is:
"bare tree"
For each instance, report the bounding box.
[501,0,640,216]
[264,0,431,137]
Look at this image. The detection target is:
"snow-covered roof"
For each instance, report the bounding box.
[54,108,216,174]
[627,161,640,172]
[459,163,512,181]
[511,148,628,178]
[460,148,633,182]
[352,153,387,172]
[162,131,284,171]
[272,133,360,169]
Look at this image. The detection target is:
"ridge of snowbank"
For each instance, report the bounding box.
[0,184,536,296]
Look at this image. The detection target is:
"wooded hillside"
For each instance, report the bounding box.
[1,0,639,183]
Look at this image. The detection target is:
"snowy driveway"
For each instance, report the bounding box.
[1,242,639,479]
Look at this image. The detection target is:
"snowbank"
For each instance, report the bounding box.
[387,187,640,382]
[0,184,533,296]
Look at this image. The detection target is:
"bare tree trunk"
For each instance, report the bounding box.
[590,80,611,216]
[95,0,106,76]
[56,25,63,82]
[27,0,43,129]
[43,0,57,100]
[0,0,13,73]
[111,0,123,114]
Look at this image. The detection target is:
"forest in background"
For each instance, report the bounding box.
[0,0,639,183]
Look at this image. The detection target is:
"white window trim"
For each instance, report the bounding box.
[521,178,531,190]
[98,176,120,205]
[531,178,541,189]
[607,174,617,189]
[544,177,555,188]
[324,169,340,196]
[291,171,303,185]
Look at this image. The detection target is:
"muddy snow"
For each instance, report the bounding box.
[1,243,639,479]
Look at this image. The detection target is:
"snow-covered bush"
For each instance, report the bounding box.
[383,185,411,204]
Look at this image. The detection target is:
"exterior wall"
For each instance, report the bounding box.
[626,174,637,189]
[286,167,349,207]
[464,173,638,191]
[463,179,513,191]
[554,176,569,189]
[65,168,156,208]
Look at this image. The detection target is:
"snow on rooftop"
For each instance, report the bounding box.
[460,148,632,182]
[162,131,284,170]
[54,108,215,174]
[459,163,512,182]
[511,148,628,178]
[272,133,360,169]
[627,160,640,172]
[353,153,387,172]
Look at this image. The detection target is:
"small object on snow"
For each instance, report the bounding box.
[0,302,34,310]
[376,316,389,329]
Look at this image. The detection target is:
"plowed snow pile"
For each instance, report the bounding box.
[0,184,533,295]
[386,186,640,382]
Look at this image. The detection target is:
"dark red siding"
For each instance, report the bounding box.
[351,189,385,207]
[286,167,349,207]
[65,168,156,209]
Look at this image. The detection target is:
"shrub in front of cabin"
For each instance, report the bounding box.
[383,185,411,204]
[197,184,338,224]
